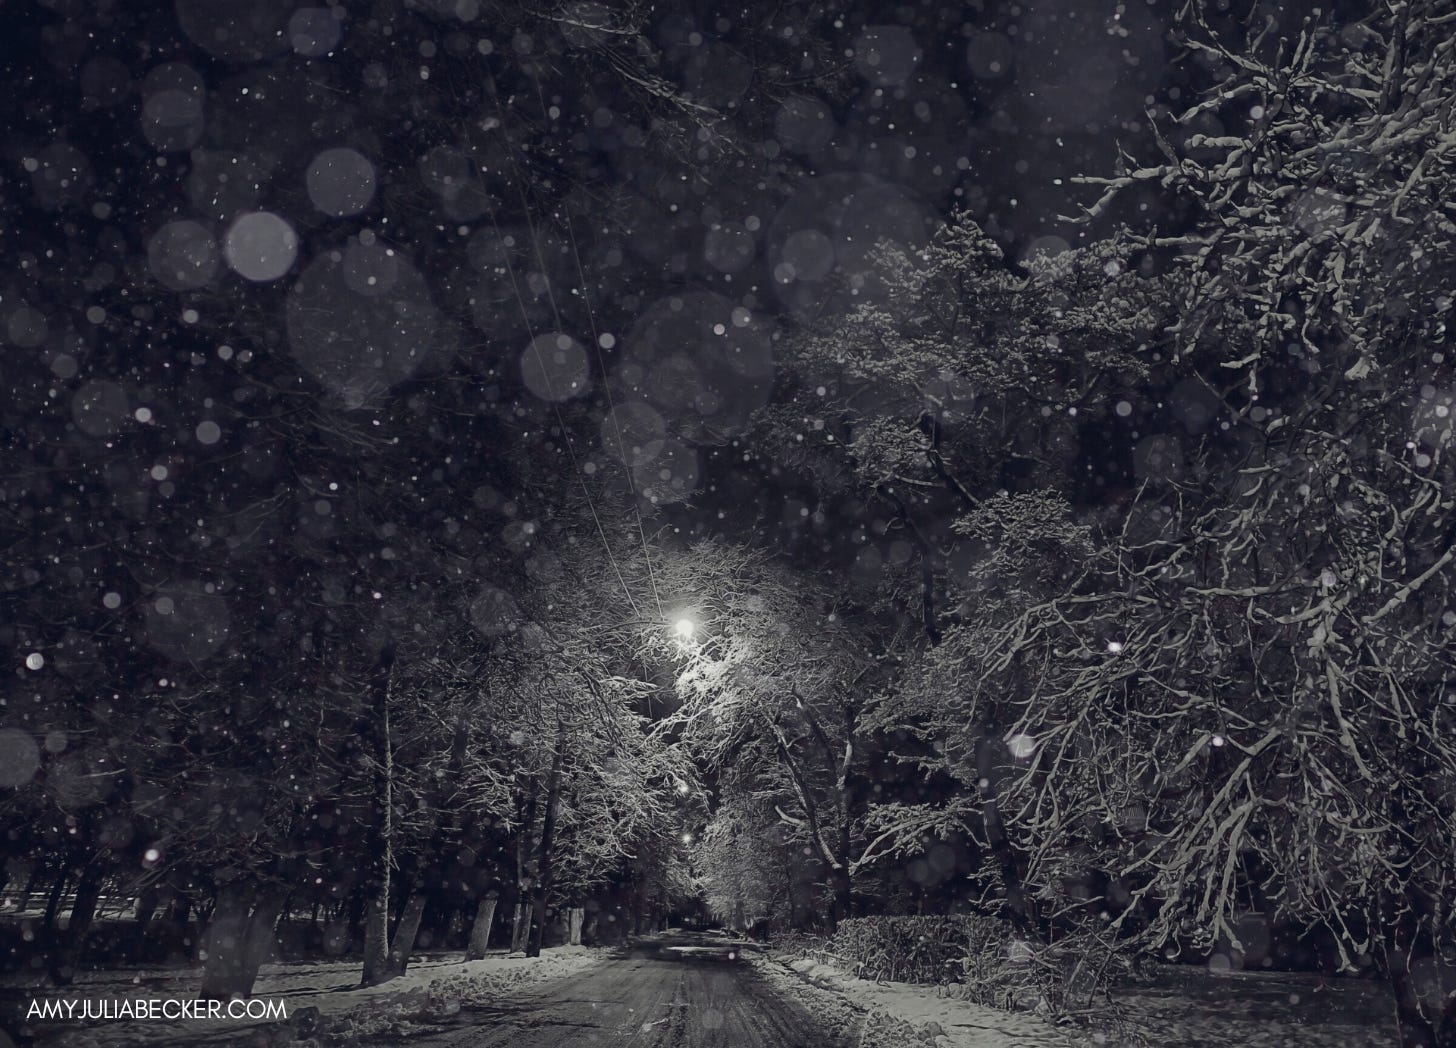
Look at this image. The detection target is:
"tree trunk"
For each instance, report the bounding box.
[49,863,105,984]
[64,867,104,940]
[986,812,1039,937]
[168,888,192,936]
[466,895,498,960]
[568,907,585,946]
[131,886,161,959]
[236,887,288,995]
[360,646,397,987]
[1368,886,1456,1048]
[526,888,548,957]
[200,883,289,1001]
[829,866,853,928]
[511,778,538,955]
[1383,937,1456,1048]
[386,889,428,976]
[41,866,70,934]
[361,881,392,985]
[343,881,366,949]
[383,714,470,976]
[133,886,160,928]
[1388,955,1438,1048]
[976,733,1042,940]
[783,857,797,930]
[198,881,255,1000]
[511,902,530,953]
[527,727,567,959]
[828,791,855,927]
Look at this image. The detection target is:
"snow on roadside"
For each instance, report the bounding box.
[35,946,602,1048]
[749,952,1078,1048]
[1112,968,1400,1048]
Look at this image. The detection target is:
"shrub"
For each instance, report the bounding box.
[826,915,1136,1024]
[830,915,996,985]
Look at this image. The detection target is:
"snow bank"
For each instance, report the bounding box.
[753,953,1078,1048]
[764,951,1402,1048]
[37,947,602,1047]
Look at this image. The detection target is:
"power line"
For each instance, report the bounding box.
[471,63,639,618]
[527,74,665,622]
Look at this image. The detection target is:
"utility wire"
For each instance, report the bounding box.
[524,74,666,622]
[472,61,639,617]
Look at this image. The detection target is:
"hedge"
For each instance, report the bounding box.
[823,915,1133,1021]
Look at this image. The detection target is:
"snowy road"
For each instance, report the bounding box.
[404,934,842,1048]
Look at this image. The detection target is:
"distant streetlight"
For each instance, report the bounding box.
[673,618,697,642]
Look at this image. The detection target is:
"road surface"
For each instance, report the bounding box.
[406,933,843,1048]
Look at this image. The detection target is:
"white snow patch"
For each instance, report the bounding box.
[759,953,1077,1048]
[33,947,602,1048]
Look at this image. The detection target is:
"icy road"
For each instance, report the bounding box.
[407,933,840,1048]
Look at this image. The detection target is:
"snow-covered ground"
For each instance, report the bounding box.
[751,952,1078,1048]
[1114,965,1399,1047]
[17,947,602,1047]
[755,948,1402,1048]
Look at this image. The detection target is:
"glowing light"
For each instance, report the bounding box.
[1106,640,1124,654]
[673,618,696,641]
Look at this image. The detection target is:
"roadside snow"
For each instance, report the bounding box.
[30,946,602,1047]
[759,951,1403,1048]
[752,953,1077,1048]
[1115,967,1400,1048]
